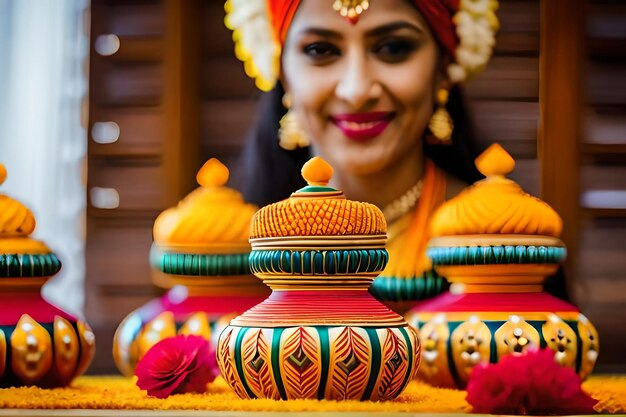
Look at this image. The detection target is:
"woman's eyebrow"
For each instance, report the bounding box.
[365,21,425,37]
[295,27,342,39]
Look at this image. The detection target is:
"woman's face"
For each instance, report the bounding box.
[282,0,443,176]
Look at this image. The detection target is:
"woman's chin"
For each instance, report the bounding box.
[330,152,392,177]
[314,133,399,176]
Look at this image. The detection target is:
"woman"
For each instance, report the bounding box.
[226,0,503,309]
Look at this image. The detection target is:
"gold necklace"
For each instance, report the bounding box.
[382,179,423,224]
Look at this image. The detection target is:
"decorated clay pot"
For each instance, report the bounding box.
[217,157,420,401]
[113,159,269,376]
[0,164,95,387]
[406,144,599,388]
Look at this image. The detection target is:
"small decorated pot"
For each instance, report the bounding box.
[406,144,599,388]
[217,157,420,401]
[113,159,269,376]
[0,164,95,387]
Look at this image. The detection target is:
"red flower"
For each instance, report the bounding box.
[135,334,218,398]
[466,348,598,415]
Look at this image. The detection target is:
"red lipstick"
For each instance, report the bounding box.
[331,112,394,141]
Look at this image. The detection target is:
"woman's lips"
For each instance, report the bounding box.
[331,112,395,141]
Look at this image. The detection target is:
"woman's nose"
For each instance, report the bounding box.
[335,50,381,109]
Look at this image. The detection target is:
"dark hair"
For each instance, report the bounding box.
[232,82,483,207]
[232,83,308,207]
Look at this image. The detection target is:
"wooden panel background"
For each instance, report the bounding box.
[576,0,626,372]
[87,0,200,373]
[86,0,626,373]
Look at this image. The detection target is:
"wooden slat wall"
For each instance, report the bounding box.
[540,0,626,372]
[86,0,201,373]
[539,0,583,296]
[198,1,259,168]
[467,0,540,195]
[577,0,626,372]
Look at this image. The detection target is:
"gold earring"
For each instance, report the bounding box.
[428,89,453,144]
[279,93,310,151]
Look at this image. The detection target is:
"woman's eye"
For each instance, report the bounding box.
[372,39,417,62]
[302,42,340,61]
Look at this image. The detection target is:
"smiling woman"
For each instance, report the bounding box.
[228,0,499,309]
[282,0,440,188]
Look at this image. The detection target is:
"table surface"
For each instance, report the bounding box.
[1,375,624,415]
[0,411,481,417]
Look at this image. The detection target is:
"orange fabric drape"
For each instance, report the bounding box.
[383,160,447,278]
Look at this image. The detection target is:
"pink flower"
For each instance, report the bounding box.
[135,335,218,398]
[466,348,598,415]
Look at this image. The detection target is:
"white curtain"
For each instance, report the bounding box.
[0,0,89,316]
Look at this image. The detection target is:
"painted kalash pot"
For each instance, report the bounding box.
[0,164,95,387]
[113,159,269,376]
[406,144,599,388]
[217,157,420,401]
